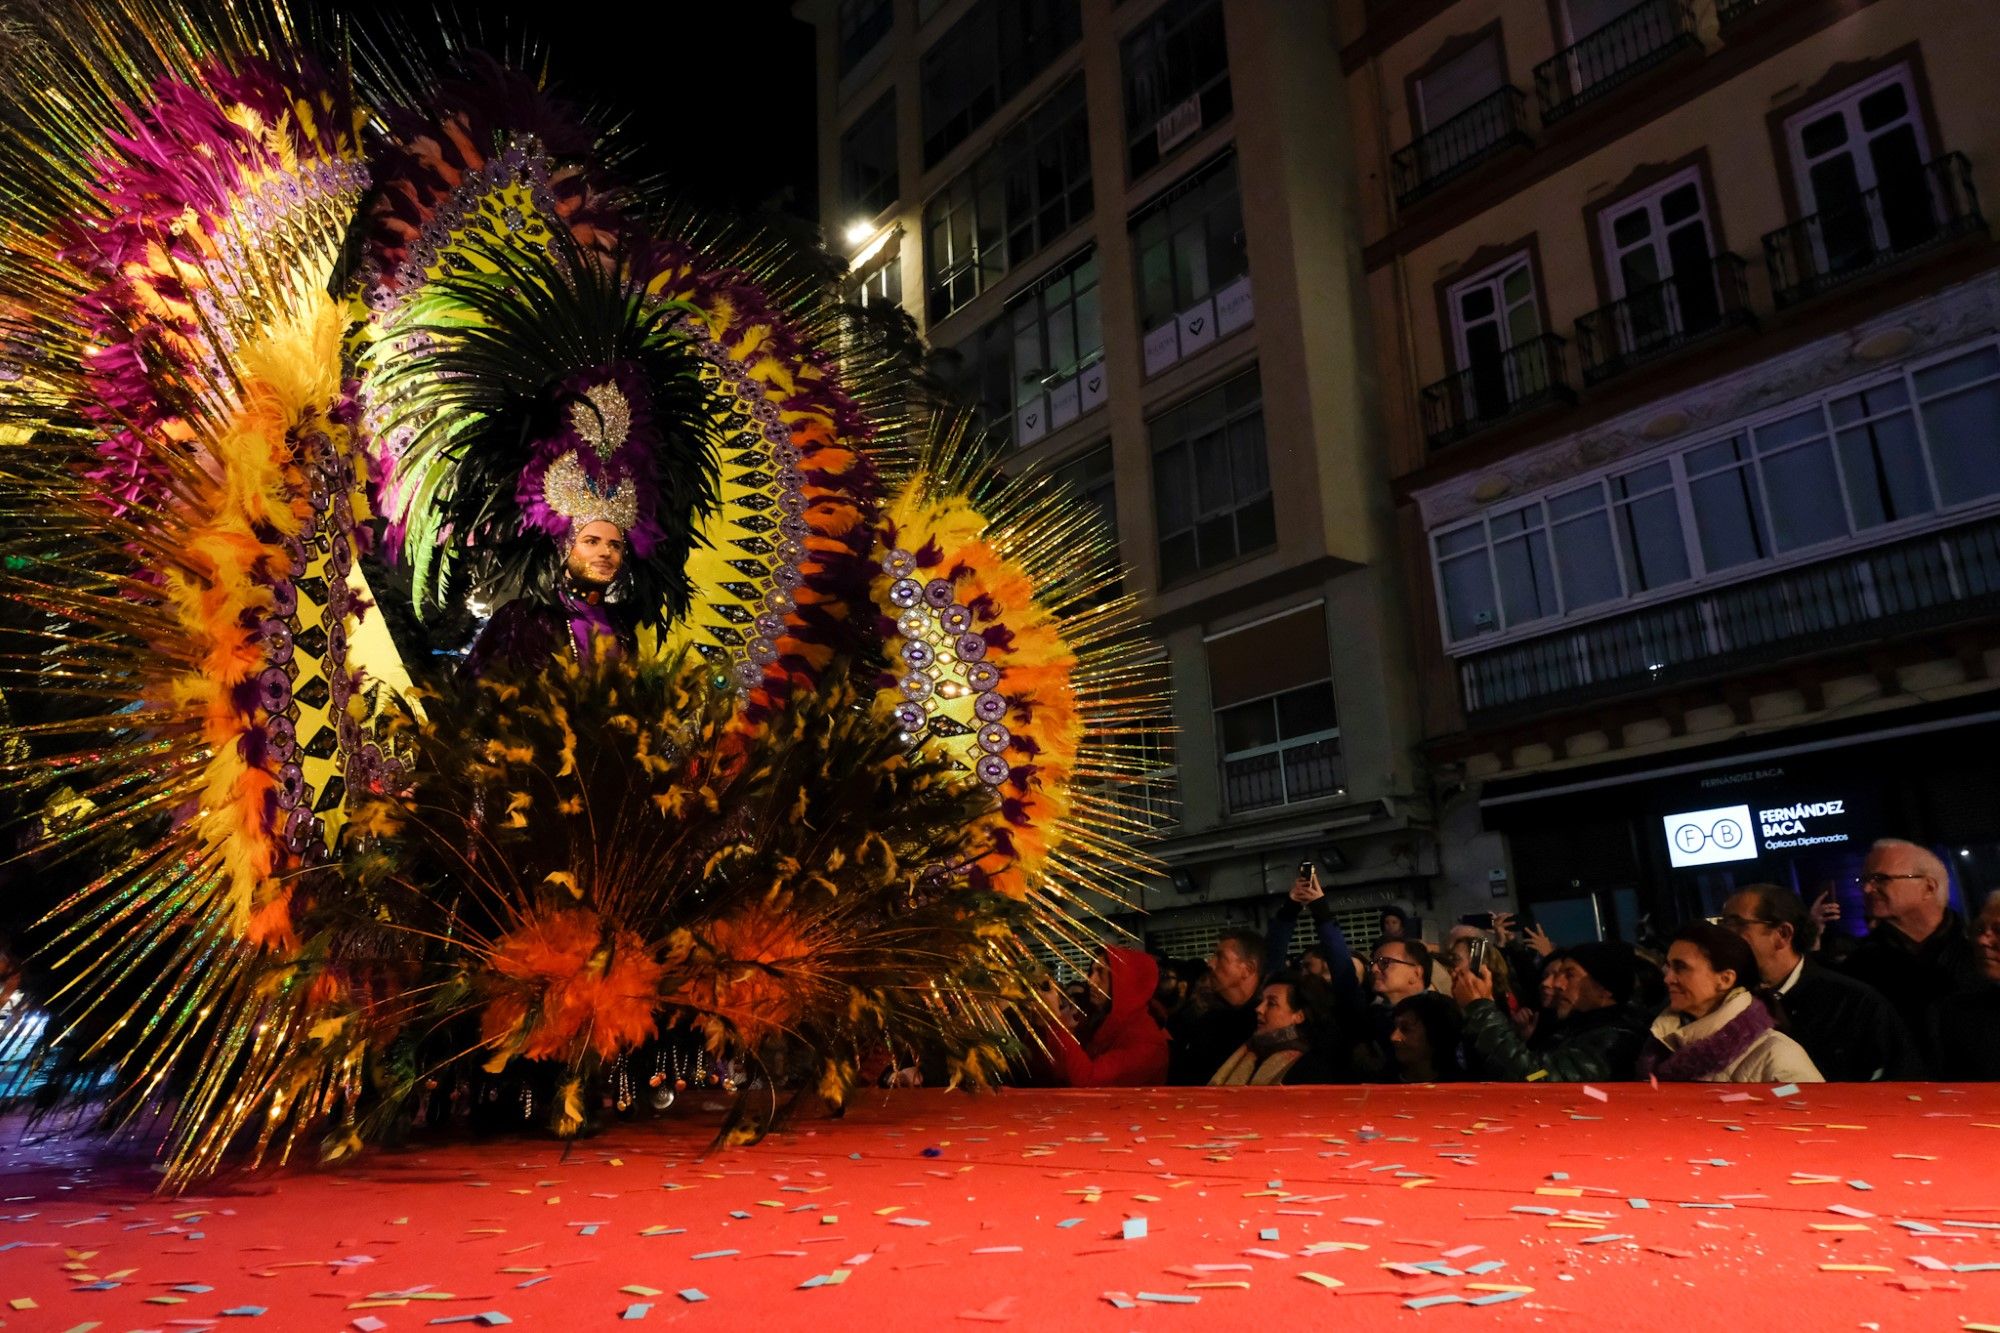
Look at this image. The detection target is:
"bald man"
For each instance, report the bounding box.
[1838,838,1983,1069]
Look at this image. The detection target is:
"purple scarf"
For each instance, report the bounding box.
[1638,994,1774,1081]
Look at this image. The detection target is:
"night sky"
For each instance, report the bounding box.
[333,0,822,221]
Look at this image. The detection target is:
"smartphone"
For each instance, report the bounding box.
[1460,912,1496,930]
[1466,937,1491,974]
[1297,860,1314,880]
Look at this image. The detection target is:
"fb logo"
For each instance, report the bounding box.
[1663,804,1758,868]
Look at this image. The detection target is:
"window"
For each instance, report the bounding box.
[837,0,894,76]
[1151,368,1272,585]
[1053,443,1117,543]
[850,252,902,310]
[922,76,1091,322]
[1444,251,1547,421]
[840,94,899,221]
[931,245,1106,448]
[1208,604,1343,813]
[920,0,1082,167]
[1131,151,1251,377]
[1598,168,1723,352]
[1418,36,1505,131]
[1786,66,1931,262]
[1121,0,1231,179]
[1429,340,2000,646]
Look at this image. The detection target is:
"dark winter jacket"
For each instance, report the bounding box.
[1773,958,1926,1081]
[1839,911,1983,1069]
[1461,998,1646,1082]
[1169,993,1258,1086]
[1932,984,2000,1081]
[1044,948,1169,1087]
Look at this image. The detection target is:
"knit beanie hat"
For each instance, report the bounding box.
[1556,940,1637,1006]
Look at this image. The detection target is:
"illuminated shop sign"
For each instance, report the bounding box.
[1662,793,1854,867]
[1663,804,1757,868]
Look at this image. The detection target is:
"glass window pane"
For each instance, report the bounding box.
[1546,484,1604,521]
[1218,700,1278,753]
[1615,491,1691,591]
[1494,531,1559,624]
[1437,524,1485,557]
[1688,466,1769,571]
[1275,683,1338,738]
[1192,427,1230,511]
[1836,415,1932,529]
[1921,377,2000,504]
[1440,550,1498,639]
[1759,437,1849,550]
[1552,510,1622,609]
[1234,493,1275,556]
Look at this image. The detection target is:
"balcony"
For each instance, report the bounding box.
[1575,253,1756,386]
[1534,0,1699,126]
[1224,735,1345,813]
[1391,87,1532,209]
[1717,0,1779,24]
[1457,512,2000,723]
[1420,333,1573,450]
[1763,154,1985,309]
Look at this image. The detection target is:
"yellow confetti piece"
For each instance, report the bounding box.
[1819,1264,1893,1273]
[621,1285,663,1297]
[1187,1281,1250,1290]
[499,1267,546,1274]
[545,1197,561,1205]
[1811,1224,1870,1232]
[758,1200,783,1208]
[144,1295,185,1306]
[609,1159,624,1167]
[348,1300,410,1309]
[1963,1324,2000,1333]
[1548,1221,1603,1229]
[1133,1194,1161,1203]
[874,1206,904,1216]
[822,1216,838,1225]
[10,1297,39,1311]
[1535,1187,1582,1197]
[1401,1178,1434,1190]
[1299,1272,1343,1289]
[825,1269,852,1286]
[103,1269,137,1280]
[60,1322,102,1333]
[1467,1284,1535,1294]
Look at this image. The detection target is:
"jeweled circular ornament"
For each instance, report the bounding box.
[942,604,973,634]
[885,549,917,578]
[889,578,922,608]
[922,578,955,609]
[956,633,987,662]
[765,587,796,613]
[755,612,786,638]
[901,672,935,702]
[966,661,1001,691]
[977,722,1010,753]
[976,754,1010,786]
[893,702,925,731]
[902,640,935,669]
[747,638,778,664]
[897,609,929,639]
[973,690,1007,722]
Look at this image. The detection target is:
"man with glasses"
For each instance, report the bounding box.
[1168,928,1266,1085]
[1718,884,1921,1080]
[1837,839,1982,1069]
[1369,939,1434,1006]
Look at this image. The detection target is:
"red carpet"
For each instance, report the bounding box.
[2,1084,1999,1330]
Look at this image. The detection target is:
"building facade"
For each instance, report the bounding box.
[799,0,1435,961]
[1344,0,2000,944]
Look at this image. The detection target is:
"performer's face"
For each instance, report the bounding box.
[568,521,627,588]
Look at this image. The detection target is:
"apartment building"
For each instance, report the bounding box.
[1345,0,2000,941]
[799,0,1435,958]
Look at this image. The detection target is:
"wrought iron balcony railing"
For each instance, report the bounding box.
[1534,0,1699,125]
[1420,333,1573,450]
[1575,253,1756,385]
[1391,87,1532,209]
[1763,153,1985,308]
[1458,512,2000,723]
[1224,735,1344,813]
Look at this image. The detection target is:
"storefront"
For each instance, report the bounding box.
[1478,698,2000,947]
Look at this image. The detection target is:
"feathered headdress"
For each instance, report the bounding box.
[370,228,725,625]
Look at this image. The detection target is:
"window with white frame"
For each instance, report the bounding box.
[1598,168,1723,353]
[1787,65,1929,224]
[1207,603,1343,814]
[850,251,902,310]
[1430,339,2000,646]
[931,245,1105,449]
[1131,150,1252,378]
[1121,0,1231,179]
[919,0,1082,167]
[1150,367,1273,585]
[839,93,899,221]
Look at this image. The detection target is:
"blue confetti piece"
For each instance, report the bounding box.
[729,1211,751,1219]
[476,1316,513,1328]
[921,1147,943,1158]
[1465,1261,1504,1276]
[77,1281,121,1291]
[1470,1290,1526,1306]
[1578,1233,1633,1245]
[622,1303,652,1320]
[691,1248,740,1259]
[1772,1083,1800,1097]
[889,1217,930,1228]
[799,1275,829,1289]
[1953,1262,2000,1272]
[849,1152,863,1160]
[679,1289,708,1302]
[1056,1218,1083,1229]
[517,1275,551,1289]
[1136,1292,1200,1304]
[427,1317,479,1326]
[1549,1171,1569,1181]
[1628,1198,1651,1210]
[1258,1228,1278,1242]
[1123,1217,1148,1240]
[1848,1180,1873,1191]
[580,1224,599,1235]
[220,1307,268,1317]
[173,1283,215,1293]
[1405,1294,1464,1310]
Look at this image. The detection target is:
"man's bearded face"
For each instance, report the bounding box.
[567,520,627,588]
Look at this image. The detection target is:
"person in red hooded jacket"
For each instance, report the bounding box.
[1039,946,1170,1086]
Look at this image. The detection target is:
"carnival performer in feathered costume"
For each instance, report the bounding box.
[0,0,1170,1188]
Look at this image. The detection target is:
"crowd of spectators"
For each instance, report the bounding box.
[1034,836,2000,1089]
